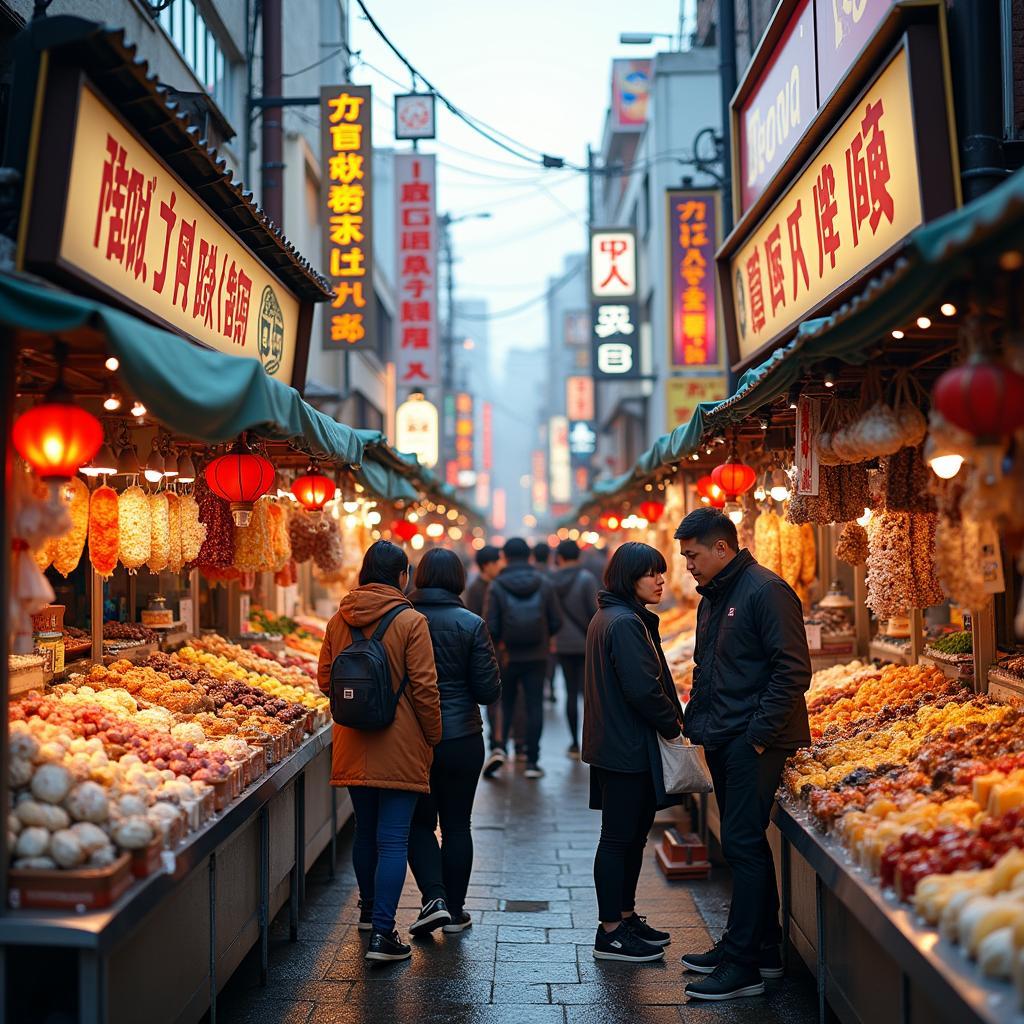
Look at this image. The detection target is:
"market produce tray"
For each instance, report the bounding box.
[987,669,1024,707]
[8,854,133,912]
[102,641,158,665]
[773,799,1022,1024]
[9,664,48,695]
[869,639,912,665]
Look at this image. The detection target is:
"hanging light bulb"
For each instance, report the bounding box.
[104,356,120,372]
[162,447,179,478]
[856,508,873,527]
[116,442,141,477]
[724,501,744,526]
[753,484,767,501]
[81,442,118,477]
[940,302,957,317]
[176,451,197,483]
[103,393,122,412]
[131,400,147,419]
[769,469,792,502]
[891,329,905,340]
[923,433,966,480]
[916,316,932,330]
[144,442,165,483]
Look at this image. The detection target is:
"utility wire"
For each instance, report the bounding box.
[456,262,584,320]
[282,44,351,79]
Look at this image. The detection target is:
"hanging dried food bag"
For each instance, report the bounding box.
[909,511,945,609]
[779,518,803,588]
[865,510,914,617]
[883,445,935,513]
[786,465,842,524]
[179,494,207,563]
[837,464,870,522]
[815,400,843,466]
[147,492,170,573]
[88,485,119,578]
[51,477,90,576]
[288,506,320,563]
[799,522,817,585]
[313,518,344,574]
[267,500,292,571]
[934,515,988,611]
[753,510,782,575]
[234,497,275,572]
[165,492,184,573]
[892,371,928,449]
[118,485,151,571]
[195,477,234,571]
[835,521,868,565]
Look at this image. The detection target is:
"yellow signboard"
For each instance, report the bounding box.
[666,375,729,434]
[729,46,922,363]
[59,84,300,383]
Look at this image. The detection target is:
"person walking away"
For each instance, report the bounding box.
[583,541,684,963]
[532,542,558,703]
[551,539,598,758]
[484,537,562,779]
[674,508,810,1001]
[407,548,501,936]
[464,545,506,767]
[318,541,442,963]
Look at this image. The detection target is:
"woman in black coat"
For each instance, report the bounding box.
[583,541,685,963]
[406,547,501,935]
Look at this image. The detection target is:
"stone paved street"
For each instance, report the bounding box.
[216,699,818,1024]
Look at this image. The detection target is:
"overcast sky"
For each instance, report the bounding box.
[351,0,681,372]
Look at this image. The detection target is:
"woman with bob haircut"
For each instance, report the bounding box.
[405,547,501,935]
[582,541,685,963]
[318,540,442,963]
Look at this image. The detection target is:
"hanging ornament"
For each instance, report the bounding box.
[291,465,336,513]
[391,519,419,542]
[932,354,1024,441]
[696,475,726,507]
[639,499,665,523]
[712,458,757,498]
[205,440,276,527]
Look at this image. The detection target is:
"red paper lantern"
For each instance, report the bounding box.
[639,499,665,523]
[933,356,1024,441]
[696,475,723,502]
[291,469,335,512]
[712,460,756,497]
[391,519,419,542]
[598,513,621,531]
[13,401,103,481]
[206,442,276,526]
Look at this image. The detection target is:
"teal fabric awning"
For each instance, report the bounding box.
[0,272,364,466]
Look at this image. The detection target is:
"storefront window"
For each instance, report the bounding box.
[157,2,232,119]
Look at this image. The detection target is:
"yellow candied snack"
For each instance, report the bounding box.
[267,500,292,572]
[88,484,119,577]
[779,517,802,588]
[799,522,816,585]
[147,491,170,573]
[51,477,90,576]
[118,485,151,570]
[165,492,183,573]
[179,494,207,563]
[753,510,781,576]
[233,497,275,572]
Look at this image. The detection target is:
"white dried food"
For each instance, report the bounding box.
[49,829,86,869]
[111,815,154,850]
[116,794,149,817]
[8,812,22,836]
[30,763,73,805]
[15,826,50,858]
[9,756,33,788]
[9,730,39,763]
[65,781,110,823]
[88,844,118,867]
[979,925,1016,978]
[70,822,110,854]
[856,401,904,457]
[16,799,53,828]
[13,856,58,870]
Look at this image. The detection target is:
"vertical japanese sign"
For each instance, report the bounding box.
[727,46,925,364]
[549,415,571,504]
[394,396,439,468]
[564,311,590,346]
[665,377,728,433]
[667,190,721,368]
[455,392,475,480]
[590,229,640,380]
[394,153,440,388]
[815,0,896,102]
[566,376,595,421]
[610,59,652,131]
[482,402,494,472]
[320,85,374,352]
[795,396,820,495]
[531,450,549,515]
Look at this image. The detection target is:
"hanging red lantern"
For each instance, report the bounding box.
[391,518,419,542]
[712,460,756,498]
[13,401,103,481]
[639,499,665,523]
[291,467,335,513]
[932,355,1024,441]
[206,441,276,527]
[696,475,723,502]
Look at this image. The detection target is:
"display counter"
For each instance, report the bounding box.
[0,723,350,1024]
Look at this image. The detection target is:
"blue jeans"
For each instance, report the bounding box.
[348,786,419,933]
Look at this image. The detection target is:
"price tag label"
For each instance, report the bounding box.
[804,623,822,651]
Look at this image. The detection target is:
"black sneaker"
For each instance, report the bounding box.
[567,743,581,760]
[365,928,412,962]
[623,913,671,946]
[685,961,765,1001]
[409,897,451,935]
[442,910,473,933]
[682,938,783,978]
[482,748,506,778]
[592,923,665,962]
[357,899,373,932]
[524,763,545,779]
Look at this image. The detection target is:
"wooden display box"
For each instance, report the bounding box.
[8,854,133,911]
[655,828,711,879]
[131,837,164,879]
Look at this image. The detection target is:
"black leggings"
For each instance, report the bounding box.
[408,732,486,914]
[592,767,658,923]
[558,654,585,745]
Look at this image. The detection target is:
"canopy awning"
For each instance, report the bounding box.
[0,272,364,466]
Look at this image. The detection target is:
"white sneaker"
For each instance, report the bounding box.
[482,749,506,778]
[524,763,545,779]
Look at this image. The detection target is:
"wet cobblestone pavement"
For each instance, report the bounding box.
[216,700,818,1024]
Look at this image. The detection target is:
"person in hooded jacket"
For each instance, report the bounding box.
[583,541,684,964]
[406,548,501,936]
[318,541,442,964]
[484,537,562,778]
[551,539,599,757]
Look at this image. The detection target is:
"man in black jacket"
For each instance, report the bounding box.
[484,537,563,779]
[674,508,810,1002]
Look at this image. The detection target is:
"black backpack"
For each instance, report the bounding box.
[329,606,409,730]
[499,583,546,649]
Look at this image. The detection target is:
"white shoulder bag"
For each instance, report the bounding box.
[657,733,713,794]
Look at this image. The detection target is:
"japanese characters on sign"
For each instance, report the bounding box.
[394,93,437,140]
[531,450,548,515]
[795,395,820,495]
[569,420,597,463]
[455,392,475,477]
[665,376,728,434]
[394,154,440,388]
[320,85,374,353]
[564,311,590,346]
[549,415,571,504]
[55,84,302,383]
[590,230,637,298]
[591,301,641,379]
[815,0,896,102]
[395,396,439,468]
[482,402,493,472]
[590,228,640,380]
[566,376,595,421]
[610,60,652,132]
[728,47,923,364]
[667,190,721,369]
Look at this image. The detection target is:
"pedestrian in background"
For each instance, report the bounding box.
[484,537,562,779]
[675,508,810,1002]
[318,541,442,963]
[551,539,598,758]
[464,544,506,762]
[532,541,558,703]
[583,541,683,963]
[407,548,501,936]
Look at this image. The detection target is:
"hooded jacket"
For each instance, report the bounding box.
[582,591,684,808]
[683,548,811,752]
[550,563,599,656]
[318,583,442,793]
[484,561,563,663]
[409,587,501,742]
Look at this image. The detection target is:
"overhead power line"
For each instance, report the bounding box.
[456,262,584,321]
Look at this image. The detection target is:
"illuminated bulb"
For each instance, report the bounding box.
[410,533,425,551]
[691,452,700,461]
[770,483,791,502]
[928,453,965,479]
[940,303,956,317]
[345,514,358,529]
[724,501,743,526]
[103,393,121,412]
[342,500,360,513]
[176,452,197,483]
[916,316,931,329]
[823,371,836,387]
[364,509,380,525]
[144,443,165,483]
[407,511,419,523]
[448,526,463,540]
[754,486,767,501]
[446,508,458,521]
[81,442,118,478]
[891,329,905,340]
[471,537,485,551]
[131,400,147,418]
[426,522,445,538]
[856,508,872,527]
[104,356,120,372]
